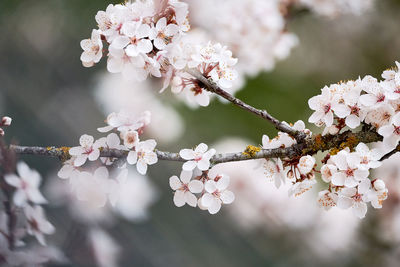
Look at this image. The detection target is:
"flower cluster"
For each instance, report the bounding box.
[168,143,234,214]
[5,162,55,245]
[169,168,235,214]
[0,116,12,136]
[58,110,158,208]
[262,120,317,196]
[81,0,238,107]
[318,145,387,218]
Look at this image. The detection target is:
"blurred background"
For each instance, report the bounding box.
[1,0,400,266]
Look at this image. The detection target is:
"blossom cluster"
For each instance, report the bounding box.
[0,116,12,136]
[5,162,55,246]
[318,145,387,218]
[81,0,238,107]
[167,143,234,214]
[58,110,158,209]
[262,120,317,197]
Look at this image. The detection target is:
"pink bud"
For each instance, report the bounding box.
[0,128,4,136]
[1,116,12,126]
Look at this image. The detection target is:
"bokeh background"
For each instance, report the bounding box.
[1,0,400,266]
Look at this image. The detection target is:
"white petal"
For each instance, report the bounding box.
[185,192,197,207]
[197,159,210,171]
[200,193,213,208]
[188,180,204,193]
[337,197,353,209]
[345,115,360,129]
[179,149,194,160]
[353,202,367,219]
[4,174,21,187]
[136,160,148,175]
[378,125,395,137]
[360,94,377,106]
[180,170,192,184]
[127,151,138,165]
[205,180,217,193]
[74,155,88,167]
[169,176,181,190]
[173,191,186,207]
[216,176,230,191]
[137,39,153,54]
[112,36,130,49]
[182,161,196,171]
[331,172,345,186]
[208,199,221,214]
[220,191,234,204]
[195,143,208,153]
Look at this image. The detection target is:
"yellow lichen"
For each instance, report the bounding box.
[243,145,261,157]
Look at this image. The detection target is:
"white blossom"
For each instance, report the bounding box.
[5,162,47,207]
[69,134,101,167]
[169,170,203,207]
[201,175,234,214]
[179,143,216,171]
[24,205,55,246]
[127,139,158,175]
[80,29,103,67]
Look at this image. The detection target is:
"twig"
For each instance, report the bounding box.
[185,68,306,141]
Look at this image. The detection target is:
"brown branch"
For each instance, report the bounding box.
[185,68,306,142]
[8,128,396,166]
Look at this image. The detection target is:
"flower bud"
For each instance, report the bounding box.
[373,179,386,191]
[0,128,4,136]
[1,116,12,126]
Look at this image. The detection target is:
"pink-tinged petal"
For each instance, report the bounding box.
[200,193,214,207]
[308,111,324,124]
[345,115,360,129]
[107,57,123,73]
[88,149,100,161]
[205,180,217,193]
[173,191,185,207]
[156,17,167,30]
[344,177,358,188]
[136,160,148,175]
[97,125,114,133]
[57,165,74,179]
[126,44,139,57]
[196,93,210,107]
[360,94,377,106]
[180,170,192,184]
[208,198,221,214]
[169,176,181,190]
[165,24,179,36]
[185,192,197,207]
[188,180,203,193]
[80,39,92,50]
[137,39,153,54]
[145,152,158,165]
[80,51,95,62]
[197,159,210,171]
[216,176,230,191]
[393,113,400,126]
[13,190,27,207]
[111,36,130,49]
[337,197,353,209]
[127,151,138,165]
[324,112,334,127]
[220,191,234,204]
[74,155,88,167]
[358,179,371,194]
[378,125,395,137]
[353,202,367,219]
[154,38,166,50]
[69,147,84,156]
[195,143,208,153]
[27,189,47,204]
[4,174,21,187]
[333,104,350,118]
[331,172,345,186]
[354,169,369,181]
[80,134,94,147]
[182,161,197,171]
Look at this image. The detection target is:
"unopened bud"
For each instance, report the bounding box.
[1,116,12,126]
[373,179,386,191]
[0,128,4,136]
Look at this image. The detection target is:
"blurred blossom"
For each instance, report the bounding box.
[211,138,360,258]
[296,0,374,18]
[95,73,184,144]
[89,228,120,267]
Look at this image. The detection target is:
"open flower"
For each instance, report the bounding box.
[179,143,216,171]
[24,205,55,246]
[80,29,103,67]
[5,162,47,207]
[264,158,286,188]
[308,87,335,127]
[150,17,179,50]
[127,140,158,175]
[378,112,400,151]
[337,179,371,219]
[69,134,101,167]
[200,175,234,214]
[169,170,203,207]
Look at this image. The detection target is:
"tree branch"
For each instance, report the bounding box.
[185,68,306,141]
[8,128,397,166]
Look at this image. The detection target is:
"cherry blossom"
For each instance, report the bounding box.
[80,29,103,67]
[24,205,55,246]
[57,157,80,181]
[0,116,12,136]
[264,159,286,188]
[201,175,235,214]
[69,134,101,167]
[169,170,203,207]
[127,139,158,175]
[179,143,216,171]
[378,112,400,151]
[308,87,335,127]
[366,179,388,209]
[5,162,47,207]
[317,190,338,210]
[150,17,179,50]
[337,179,371,219]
